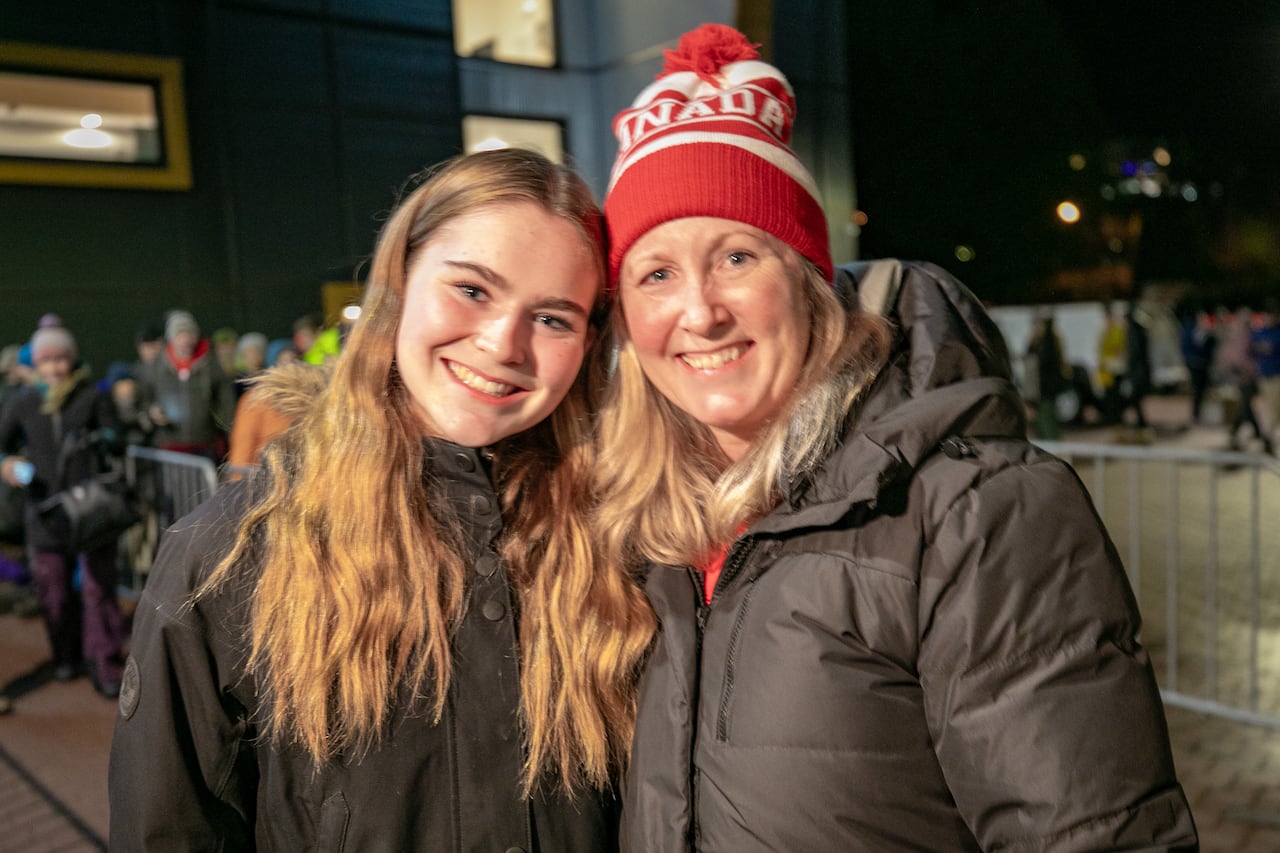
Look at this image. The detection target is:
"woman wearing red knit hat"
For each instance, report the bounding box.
[595,23,1196,851]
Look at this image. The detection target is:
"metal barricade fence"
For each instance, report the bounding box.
[1037,440,1280,729]
[122,445,219,587]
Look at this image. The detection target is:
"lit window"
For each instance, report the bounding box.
[462,115,564,162]
[452,0,555,67]
[0,71,162,164]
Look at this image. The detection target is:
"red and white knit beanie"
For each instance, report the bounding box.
[604,23,832,287]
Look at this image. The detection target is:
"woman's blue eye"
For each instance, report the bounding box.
[645,269,669,283]
[727,252,750,265]
[456,284,485,300]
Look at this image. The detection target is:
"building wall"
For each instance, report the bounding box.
[0,0,461,367]
[1,0,854,369]
[460,0,856,262]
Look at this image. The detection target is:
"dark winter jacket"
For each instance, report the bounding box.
[109,444,619,852]
[139,342,235,450]
[0,375,122,551]
[621,261,1197,852]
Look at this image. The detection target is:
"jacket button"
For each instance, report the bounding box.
[504,848,526,853]
[471,494,494,515]
[476,554,499,577]
[454,452,475,472]
[482,600,505,621]
[941,437,976,459]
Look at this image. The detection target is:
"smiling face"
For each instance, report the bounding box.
[395,200,600,447]
[618,216,812,461]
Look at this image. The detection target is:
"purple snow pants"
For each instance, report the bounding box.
[31,544,124,683]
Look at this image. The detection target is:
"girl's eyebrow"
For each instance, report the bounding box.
[444,260,588,317]
[443,259,503,285]
[531,297,588,318]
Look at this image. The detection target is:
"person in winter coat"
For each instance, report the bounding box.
[1179,304,1218,425]
[594,24,1197,852]
[1026,309,1069,440]
[0,326,127,697]
[138,309,236,461]
[108,148,656,851]
[1219,306,1272,453]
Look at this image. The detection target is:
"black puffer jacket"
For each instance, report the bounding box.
[621,261,1197,852]
[109,443,618,852]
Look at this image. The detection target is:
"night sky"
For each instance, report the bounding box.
[847,1,1280,305]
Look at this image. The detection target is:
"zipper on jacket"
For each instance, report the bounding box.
[716,578,758,741]
[684,535,760,840]
[710,535,756,604]
[688,567,709,849]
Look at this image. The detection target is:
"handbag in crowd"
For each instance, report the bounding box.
[36,431,140,554]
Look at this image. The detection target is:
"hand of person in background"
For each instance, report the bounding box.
[0,456,34,488]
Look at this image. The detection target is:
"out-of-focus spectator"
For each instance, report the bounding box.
[1219,307,1271,453]
[0,326,126,697]
[1097,302,1128,423]
[293,312,342,365]
[138,310,235,462]
[1027,310,1068,440]
[17,313,65,371]
[133,321,165,373]
[1122,303,1152,430]
[266,338,299,368]
[1,344,32,412]
[1251,301,1280,446]
[211,327,239,377]
[1179,306,1218,425]
[1,345,30,557]
[226,366,301,480]
[104,361,155,447]
[233,332,268,398]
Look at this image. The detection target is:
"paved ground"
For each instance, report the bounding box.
[0,393,1277,851]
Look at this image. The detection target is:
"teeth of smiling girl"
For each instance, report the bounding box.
[681,345,747,370]
[448,362,516,396]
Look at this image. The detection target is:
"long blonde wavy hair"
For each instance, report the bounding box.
[201,148,655,795]
[596,260,890,569]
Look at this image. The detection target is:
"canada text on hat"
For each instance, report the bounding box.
[604,23,832,284]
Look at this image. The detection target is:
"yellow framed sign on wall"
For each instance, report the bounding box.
[0,41,192,190]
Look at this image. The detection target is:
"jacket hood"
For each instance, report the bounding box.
[247,360,332,422]
[756,260,1026,533]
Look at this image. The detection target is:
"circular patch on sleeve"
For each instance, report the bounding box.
[119,656,141,720]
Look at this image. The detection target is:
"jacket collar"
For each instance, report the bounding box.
[751,261,1027,535]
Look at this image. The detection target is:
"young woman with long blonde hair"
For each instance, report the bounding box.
[109,148,654,851]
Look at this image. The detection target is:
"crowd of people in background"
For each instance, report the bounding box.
[1177,300,1280,453]
[0,308,347,707]
[1023,297,1280,454]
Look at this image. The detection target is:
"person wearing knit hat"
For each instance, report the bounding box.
[595,23,1195,852]
[30,327,78,366]
[604,23,831,285]
[137,308,235,461]
[0,322,128,699]
[165,310,200,344]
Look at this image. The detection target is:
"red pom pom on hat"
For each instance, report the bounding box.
[661,23,761,82]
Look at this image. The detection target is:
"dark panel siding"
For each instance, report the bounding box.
[0,0,460,369]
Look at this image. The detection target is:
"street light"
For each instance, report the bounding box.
[1057,201,1081,224]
